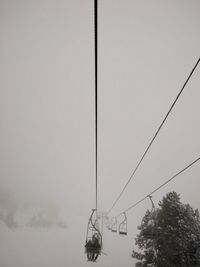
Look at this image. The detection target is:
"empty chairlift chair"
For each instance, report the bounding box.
[111,217,117,233]
[141,196,156,239]
[119,213,127,235]
[106,222,111,230]
[108,222,112,231]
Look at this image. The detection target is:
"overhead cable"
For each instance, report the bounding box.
[94,0,98,214]
[113,156,200,218]
[107,58,200,214]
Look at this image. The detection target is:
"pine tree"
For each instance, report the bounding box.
[132,192,200,267]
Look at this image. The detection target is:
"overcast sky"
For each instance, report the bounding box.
[0,0,200,266]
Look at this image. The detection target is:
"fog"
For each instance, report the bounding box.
[0,0,200,266]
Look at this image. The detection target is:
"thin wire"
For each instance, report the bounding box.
[107,58,200,215]
[114,156,200,218]
[94,0,98,216]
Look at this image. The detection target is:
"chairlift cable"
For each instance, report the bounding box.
[94,0,98,216]
[84,3,101,259]
[112,156,200,218]
[107,58,200,215]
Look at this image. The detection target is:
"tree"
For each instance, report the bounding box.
[132,192,200,267]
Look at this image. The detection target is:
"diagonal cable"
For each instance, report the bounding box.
[107,57,200,215]
[114,156,200,218]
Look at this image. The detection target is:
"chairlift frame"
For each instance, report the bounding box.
[85,209,102,257]
[119,212,127,235]
[141,196,156,239]
[111,217,117,233]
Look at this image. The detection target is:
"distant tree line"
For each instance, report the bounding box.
[0,187,67,229]
[133,192,200,267]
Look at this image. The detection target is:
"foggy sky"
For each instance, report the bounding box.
[0,0,200,266]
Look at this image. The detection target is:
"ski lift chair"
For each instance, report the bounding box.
[111,217,117,233]
[119,213,127,235]
[85,209,102,262]
[141,196,156,240]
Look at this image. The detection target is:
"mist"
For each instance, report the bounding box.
[0,0,200,267]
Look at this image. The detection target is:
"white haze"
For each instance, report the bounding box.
[0,0,200,266]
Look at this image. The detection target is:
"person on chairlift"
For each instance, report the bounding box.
[85,234,101,261]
